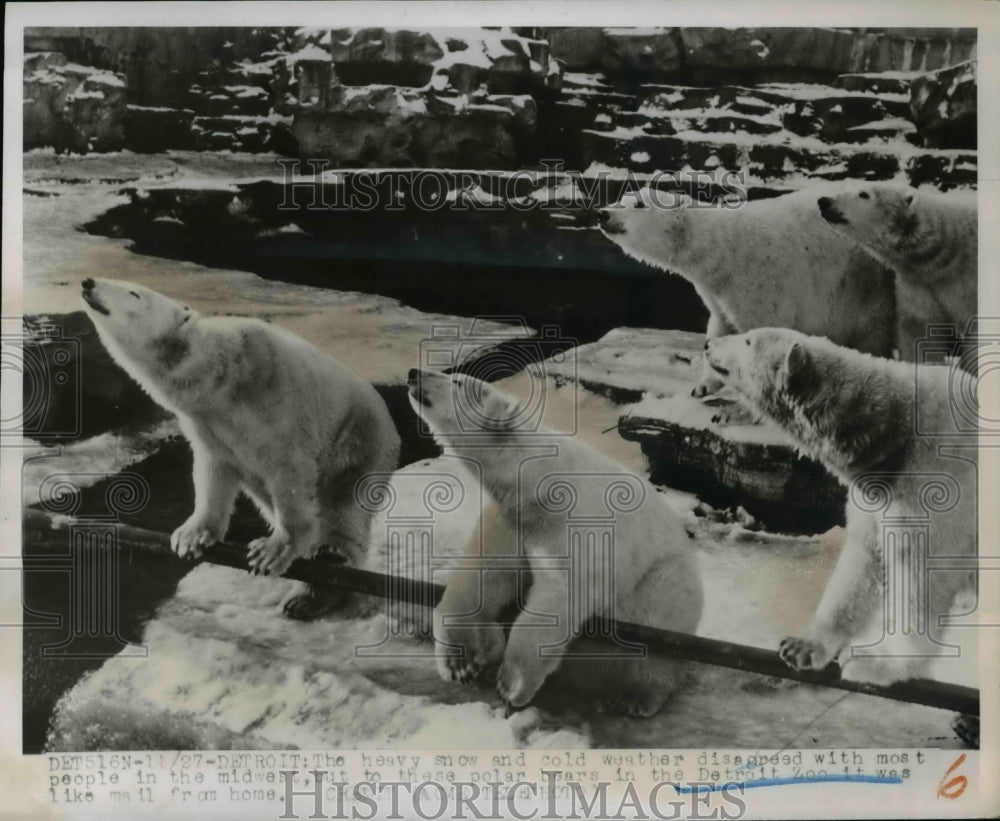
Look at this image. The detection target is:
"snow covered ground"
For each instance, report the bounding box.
[21,153,973,750]
[44,460,968,751]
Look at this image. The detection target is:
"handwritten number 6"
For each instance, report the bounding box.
[937,754,968,800]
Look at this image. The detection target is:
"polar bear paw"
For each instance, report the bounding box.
[170,518,223,561]
[247,533,297,577]
[710,402,759,426]
[280,581,346,621]
[496,646,548,710]
[779,636,837,672]
[443,651,484,685]
[435,624,505,685]
[691,376,724,399]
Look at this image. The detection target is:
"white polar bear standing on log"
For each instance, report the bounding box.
[704,327,977,685]
[81,278,400,620]
[407,367,703,716]
[818,183,978,365]
[599,185,898,396]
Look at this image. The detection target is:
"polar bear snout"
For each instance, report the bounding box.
[703,340,730,377]
[817,196,846,225]
[407,368,434,408]
[80,278,110,316]
[598,208,626,235]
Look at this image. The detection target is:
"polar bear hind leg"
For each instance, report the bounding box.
[606,553,701,717]
[280,477,375,621]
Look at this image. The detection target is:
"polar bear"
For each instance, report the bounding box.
[407,367,704,716]
[599,186,898,397]
[818,184,978,365]
[704,327,977,684]
[81,278,400,620]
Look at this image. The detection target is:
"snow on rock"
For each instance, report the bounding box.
[285,45,333,65]
[23,53,128,153]
[834,71,919,95]
[909,59,977,149]
[286,27,554,166]
[324,26,558,94]
[541,327,703,403]
[581,112,975,189]
[620,390,847,534]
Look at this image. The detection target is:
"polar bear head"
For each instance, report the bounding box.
[81,278,196,379]
[705,328,908,475]
[407,368,525,441]
[598,187,692,270]
[703,327,824,427]
[817,184,918,250]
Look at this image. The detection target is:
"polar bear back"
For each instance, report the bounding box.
[170,316,399,485]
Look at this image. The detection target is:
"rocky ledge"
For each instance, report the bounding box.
[540,328,845,533]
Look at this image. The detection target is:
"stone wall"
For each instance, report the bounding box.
[544,26,977,81]
[23,26,978,177]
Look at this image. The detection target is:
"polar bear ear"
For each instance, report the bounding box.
[497,395,526,429]
[904,190,918,210]
[781,342,818,397]
[474,392,523,432]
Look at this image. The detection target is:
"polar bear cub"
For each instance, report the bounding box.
[81,278,400,620]
[407,367,703,716]
[704,327,977,684]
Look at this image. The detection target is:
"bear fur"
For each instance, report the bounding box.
[704,327,977,684]
[599,186,898,396]
[818,184,978,364]
[81,278,400,620]
[407,368,703,716]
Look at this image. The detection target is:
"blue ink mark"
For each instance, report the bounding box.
[672,775,903,793]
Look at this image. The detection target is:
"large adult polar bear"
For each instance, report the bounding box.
[407,367,703,716]
[81,278,400,620]
[599,185,898,396]
[818,183,978,365]
[704,327,977,685]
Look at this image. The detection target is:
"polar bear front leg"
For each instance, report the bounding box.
[497,569,583,709]
[779,526,882,672]
[170,452,240,561]
[247,490,321,577]
[434,566,516,684]
[692,308,736,398]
